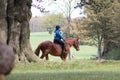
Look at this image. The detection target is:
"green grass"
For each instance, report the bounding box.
[6,32,120,80]
[6,60,120,80]
[12,60,120,72]
[6,71,120,80]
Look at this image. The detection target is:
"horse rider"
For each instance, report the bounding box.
[53,25,66,57]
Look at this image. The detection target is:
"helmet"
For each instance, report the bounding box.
[55,25,61,30]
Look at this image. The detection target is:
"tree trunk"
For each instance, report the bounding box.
[0,0,40,62]
[97,35,102,60]
[0,0,7,44]
[97,40,102,60]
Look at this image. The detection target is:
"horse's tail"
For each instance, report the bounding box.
[34,45,41,56]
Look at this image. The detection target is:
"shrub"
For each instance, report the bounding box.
[104,48,120,60]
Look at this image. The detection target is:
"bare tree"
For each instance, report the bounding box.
[52,0,79,60]
[53,0,79,36]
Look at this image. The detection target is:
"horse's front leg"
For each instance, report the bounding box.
[61,52,68,61]
[63,49,70,61]
[45,54,49,60]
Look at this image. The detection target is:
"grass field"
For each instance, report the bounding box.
[6,60,120,80]
[6,32,120,80]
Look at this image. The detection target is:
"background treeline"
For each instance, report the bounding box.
[29,13,67,33]
[30,0,120,60]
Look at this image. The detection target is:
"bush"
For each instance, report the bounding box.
[104,48,120,60]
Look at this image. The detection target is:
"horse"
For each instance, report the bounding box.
[34,38,80,61]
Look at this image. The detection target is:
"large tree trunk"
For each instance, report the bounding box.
[0,0,40,62]
[0,0,7,44]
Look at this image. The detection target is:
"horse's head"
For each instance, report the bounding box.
[65,38,80,51]
[73,38,80,51]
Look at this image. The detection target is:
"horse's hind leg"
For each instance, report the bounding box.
[40,54,44,59]
[40,51,45,59]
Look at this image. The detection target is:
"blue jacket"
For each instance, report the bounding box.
[54,30,64,40]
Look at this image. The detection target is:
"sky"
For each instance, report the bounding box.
[31,0,86,18]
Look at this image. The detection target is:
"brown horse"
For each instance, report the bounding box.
[34,38,80,61]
